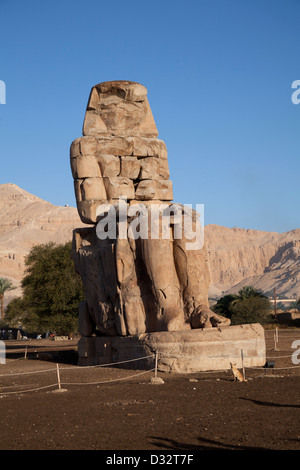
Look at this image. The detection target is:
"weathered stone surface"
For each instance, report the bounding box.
[139,157,170,180]
[190,306,231,328]
[82,110,108,136]
[97,155,120,177]
[134,180,156,200]
[77,323,266,372]
[138,157,158,180]
[71,136,135,158]
[82,81,158,138]
[76,200,102,225]
[72,203,211,337]
[155,180,173,200]
[120,156,141,179]
[70,138,81,158]
[78,136,98,156]
[74,178,107,202]
[71,125,170,223]
[71,155,101,179]
[130,137,167,158]
[78,300,95,337]
[135,180,173,201]
[103,177,135,200]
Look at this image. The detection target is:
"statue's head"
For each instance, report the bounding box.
[83,80,158,138]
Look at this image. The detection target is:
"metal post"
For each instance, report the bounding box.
[56,363,61,391]
[274,288,277,318]
[155,351,158,378]
[274,327,278,350]
[241,349,245,380]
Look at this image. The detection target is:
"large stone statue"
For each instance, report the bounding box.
[70,81,230,340]
[69,81,267,372]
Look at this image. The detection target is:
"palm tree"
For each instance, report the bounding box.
[229,286,267,310]
[0,278,16,319]
[237,286,267,300]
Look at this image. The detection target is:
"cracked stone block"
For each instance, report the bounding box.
[96,136,134,156]
[79,136,98,156]
[120,157,141,179]
[103,177,135,200]
[138,157,158,180]
[135,179,173,200]
[139,157,170,180]
[71,155,101,179]
[131,137,168,159]
[74,177,107,202]
[70,138,81,158]
[97,155,120,177]
[76,200,103,224]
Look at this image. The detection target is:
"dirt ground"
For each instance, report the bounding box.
[0,328,299,452]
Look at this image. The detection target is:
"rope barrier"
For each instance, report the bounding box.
[0,383,58,396]
[60,368,156,386]
[0,367,57,377]
[0,333,299,397]
[0,356,155,378]
[58,354,155,371]
[0,353,158,396]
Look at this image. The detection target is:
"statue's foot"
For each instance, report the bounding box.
[190,305,231,329]
[157,306,188,332]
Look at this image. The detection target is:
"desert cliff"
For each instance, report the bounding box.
[205,224,300,299]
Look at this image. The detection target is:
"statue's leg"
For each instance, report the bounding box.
[139,236,187,331]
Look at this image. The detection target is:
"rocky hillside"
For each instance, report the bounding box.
[205,224,300,299]
[0,183,299,307]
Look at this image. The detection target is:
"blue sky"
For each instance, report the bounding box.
[0,0,299,233]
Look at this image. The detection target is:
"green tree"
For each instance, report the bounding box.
[6,242,85,335]
[212,285,271,325]
[0,277,16,319]
[212,294,239,319]
[4,297,28,327]
[235,285,267,300]
[230,296,272,325]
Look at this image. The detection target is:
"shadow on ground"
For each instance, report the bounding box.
[149,436,272,450]
[239,397,300,408]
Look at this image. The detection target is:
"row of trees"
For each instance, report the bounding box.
[3,242,85,335]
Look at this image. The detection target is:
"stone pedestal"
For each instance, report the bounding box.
[77,323,266,373]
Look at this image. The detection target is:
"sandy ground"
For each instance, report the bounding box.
[0,328,299,452]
